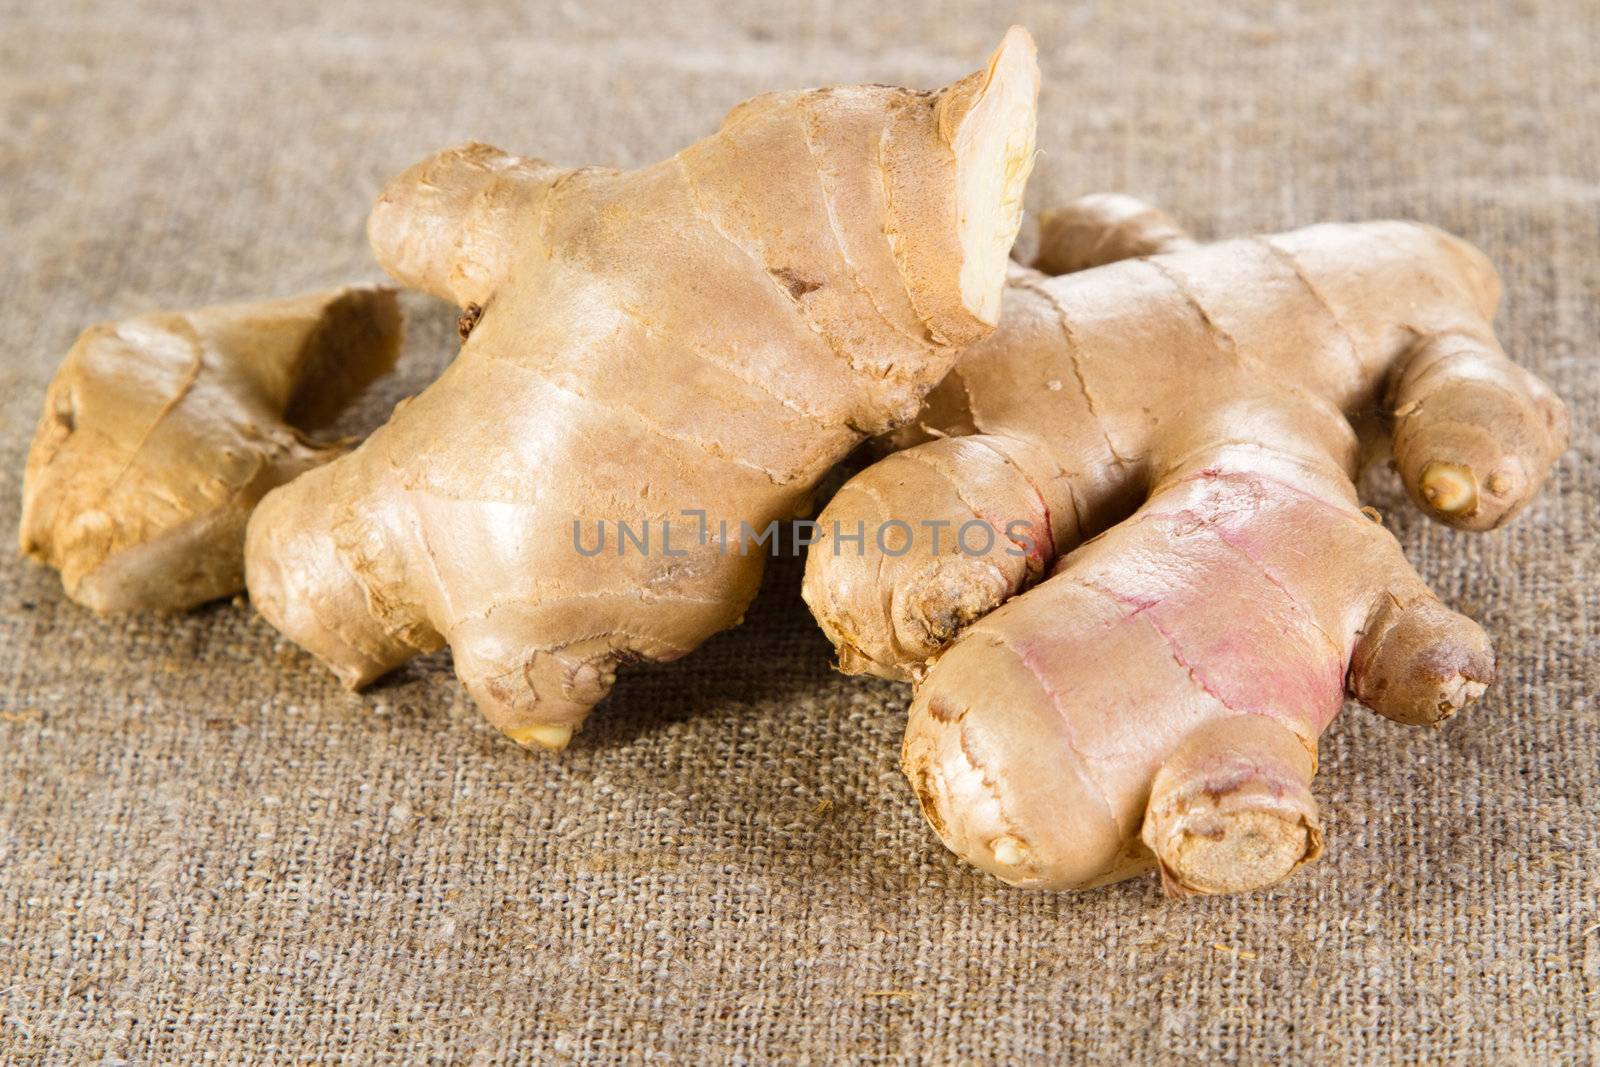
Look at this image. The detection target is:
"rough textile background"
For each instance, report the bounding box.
[1,1,1596,1062]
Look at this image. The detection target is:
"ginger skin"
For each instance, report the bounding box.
[804,200,1567,894]
[244,30,1040,751]
[20,287,403,613]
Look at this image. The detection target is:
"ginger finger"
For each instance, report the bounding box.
[1029,192,1196,276]
[1141,715,1323,898]
[1390,331,1571,531]
[803,434,1065,680]
[1349,588,1495,727]
[20,287,402,613]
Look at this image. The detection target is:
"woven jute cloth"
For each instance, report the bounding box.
[2,1,1596,1062]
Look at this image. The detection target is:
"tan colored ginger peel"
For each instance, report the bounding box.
[245,30,1040,751]
[21,287,402,613]
[805,199,1567,894]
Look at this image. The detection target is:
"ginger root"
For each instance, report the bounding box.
[20,287,403,613]
[244,29,1040,750]
[804,200,1567,894]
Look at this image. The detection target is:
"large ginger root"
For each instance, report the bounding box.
[20,287,403,613]
[804,200,1567,894]
[244,30,1040,751]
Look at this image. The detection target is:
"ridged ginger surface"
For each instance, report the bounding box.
[21,287,402,613]
[245,30,1040,750]
[804,198,1568,894]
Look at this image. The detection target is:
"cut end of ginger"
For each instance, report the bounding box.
[1160,810,1316,896]
[953,26,1039,327]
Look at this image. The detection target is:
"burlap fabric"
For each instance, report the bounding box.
[2,1,1596,1062]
